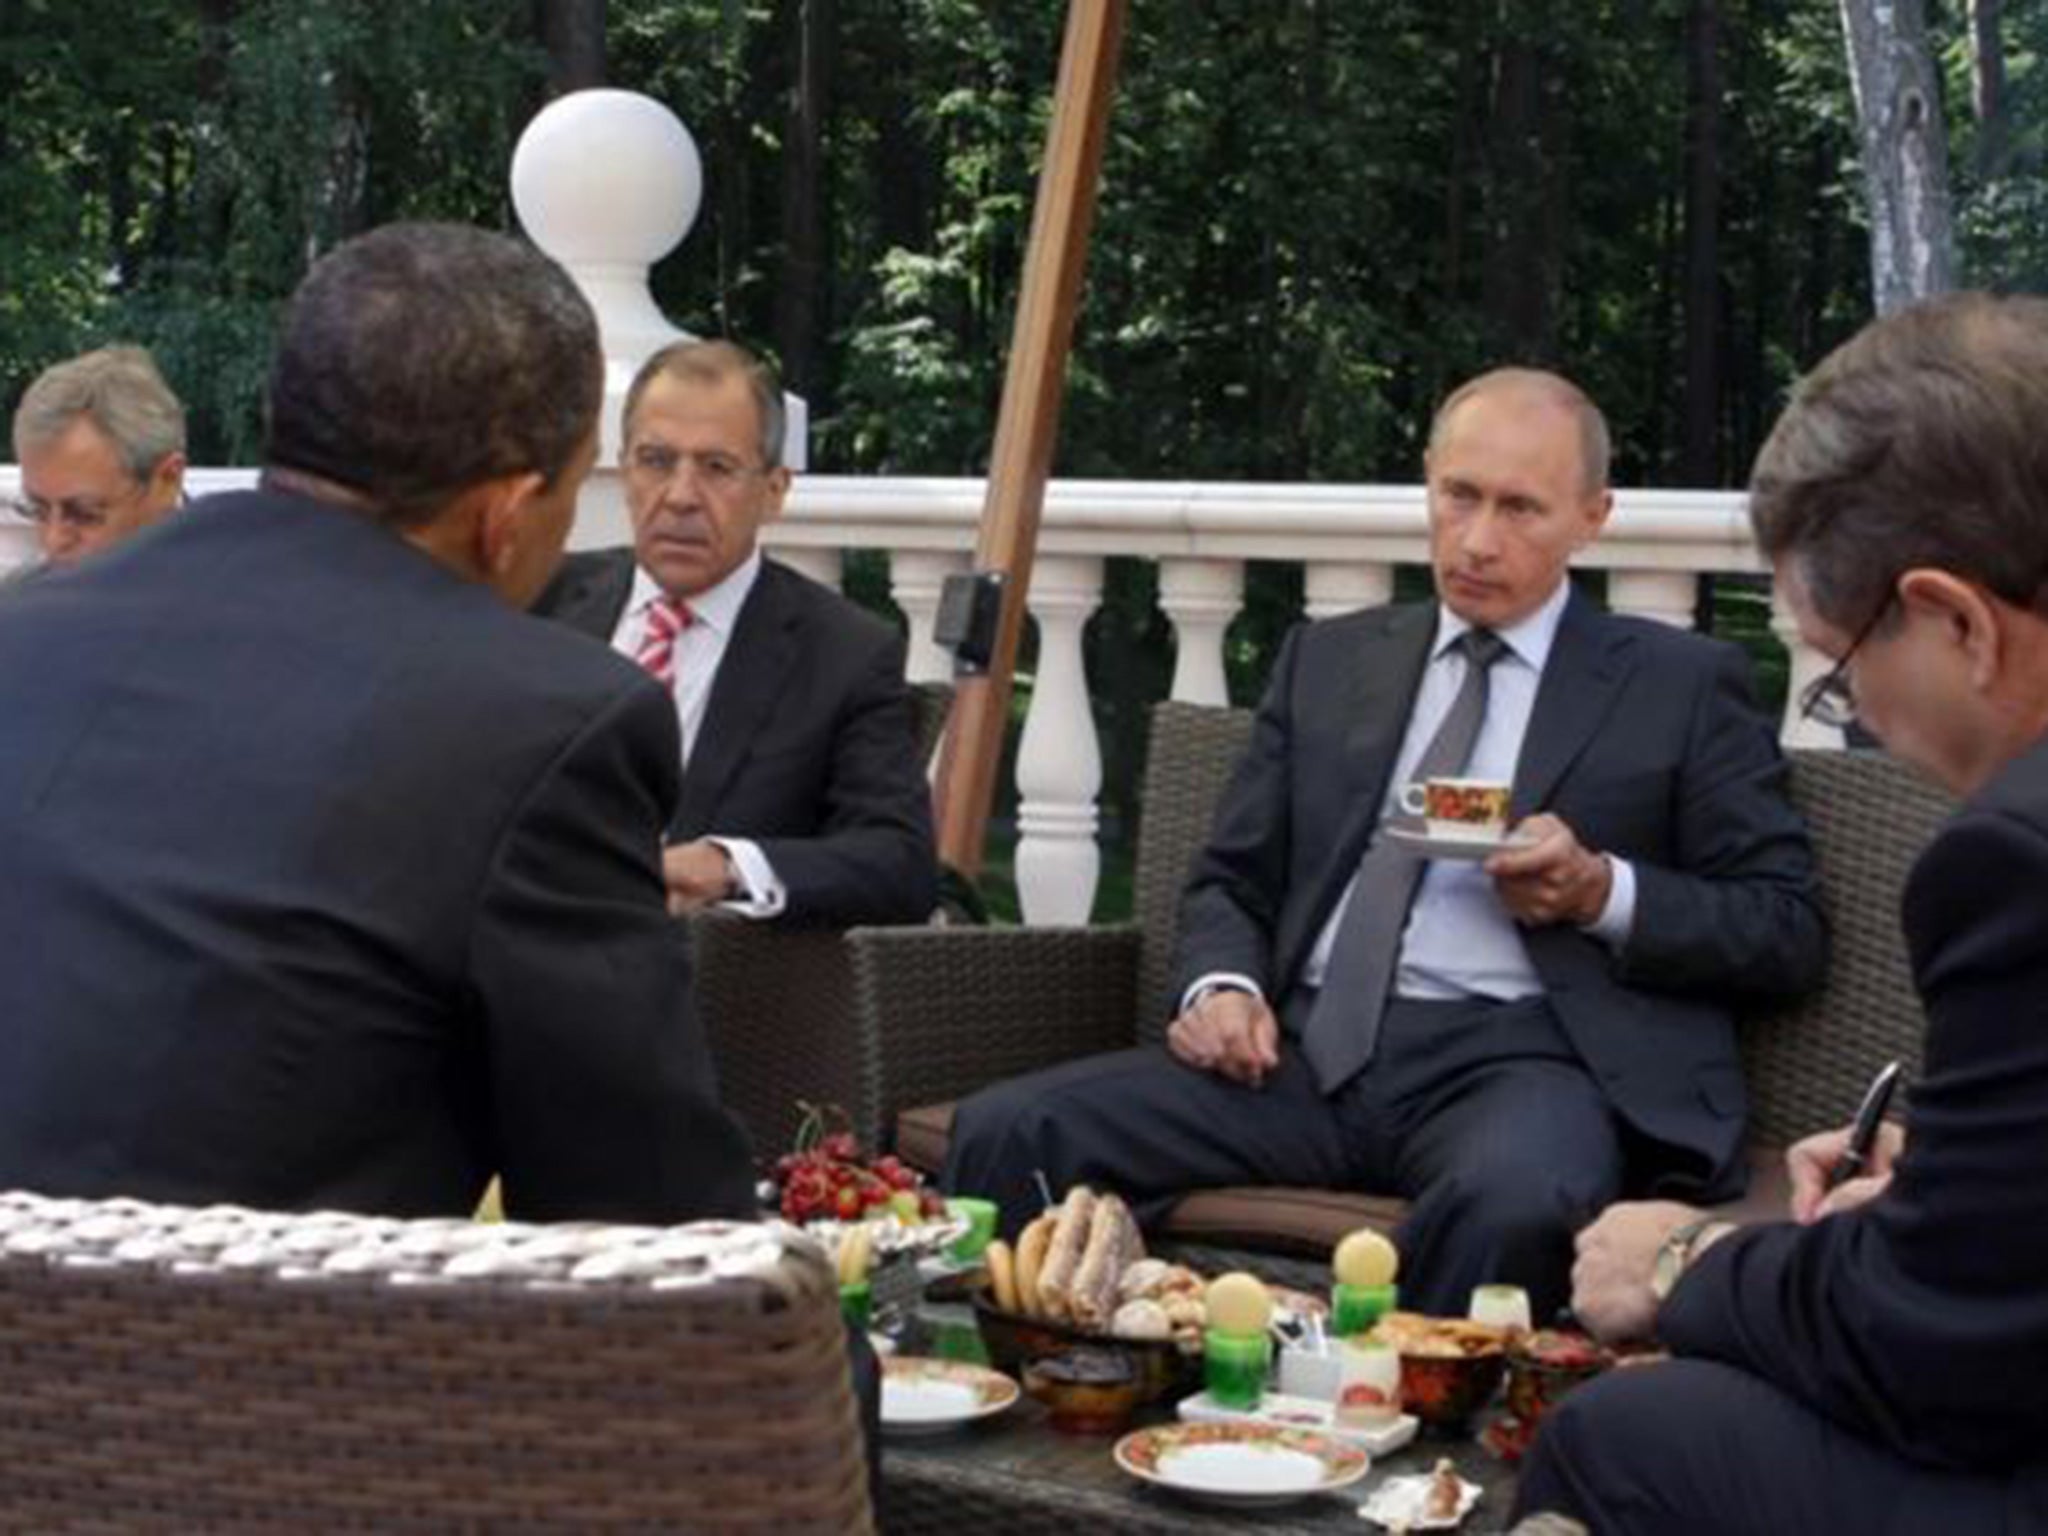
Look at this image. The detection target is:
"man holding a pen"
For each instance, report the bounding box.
[1517,292,2048,1529]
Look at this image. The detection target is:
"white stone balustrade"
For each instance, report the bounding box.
[0,461,1829,925]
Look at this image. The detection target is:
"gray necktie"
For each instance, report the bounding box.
[1301,628,1509,1094]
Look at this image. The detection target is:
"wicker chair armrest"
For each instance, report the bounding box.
[847,924,1143,1116]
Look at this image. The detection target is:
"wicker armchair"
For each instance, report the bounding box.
[691,679,953,1163]
[875,701,1955,1277]
[0,1192,873,1532]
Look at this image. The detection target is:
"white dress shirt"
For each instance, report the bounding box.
[610,551,786,917]
[1186,578,1637,1013]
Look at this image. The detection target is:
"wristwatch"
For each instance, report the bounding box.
[1649,1217,1733,1302]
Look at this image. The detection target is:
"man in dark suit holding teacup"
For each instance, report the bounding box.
[945,368,1827,1318]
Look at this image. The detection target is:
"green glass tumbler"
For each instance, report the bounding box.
[1203,1328,1272,1411]
[1332,1282,1398,1338]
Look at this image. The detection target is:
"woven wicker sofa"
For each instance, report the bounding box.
[863,701,1953,1276]
[0,1193,873,1532]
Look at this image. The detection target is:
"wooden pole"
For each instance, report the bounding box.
[933,0,1127,877]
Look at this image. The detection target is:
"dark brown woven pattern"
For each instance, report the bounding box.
[694,916,882,1160]
[1738,748,1953,1148]
[684,679,955,1165]
[855,925,1141,1127]
[0,1195,872,1533]
[1129,703,1256,1041]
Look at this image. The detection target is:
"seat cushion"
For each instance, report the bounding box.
[898,1100,1796,1256]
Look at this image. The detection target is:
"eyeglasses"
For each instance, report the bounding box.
[2,494,116,532]
[624,444,767,495]
[1797,589,1898,728]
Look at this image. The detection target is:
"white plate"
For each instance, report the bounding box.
[1113,1422,1370,1507]
[1383,823,1537,862]
[1358,1467,1483,1529]
[880,1357,1018,1435]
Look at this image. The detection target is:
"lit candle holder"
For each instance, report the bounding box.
[1468,1283,1533,1333]
[1203,1328,1273,1411]
[1332,1281,1399,1338]
[1335,1336,1403,1427]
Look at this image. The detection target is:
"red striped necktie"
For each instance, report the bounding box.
[634,596,694,687]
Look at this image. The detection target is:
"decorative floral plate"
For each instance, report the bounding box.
[1112,1421,1369,1506]
[880,1357,1019,1435]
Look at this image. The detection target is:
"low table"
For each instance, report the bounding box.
[879,1301,1519,1535]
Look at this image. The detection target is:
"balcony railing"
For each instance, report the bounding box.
[1,464,1840,927]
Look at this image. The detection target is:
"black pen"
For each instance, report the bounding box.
[1824,1059,1903,1192]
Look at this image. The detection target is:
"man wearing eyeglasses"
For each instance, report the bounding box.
[535,339,936,927]
[7,346,187,571]
[1526,293,2048,1532]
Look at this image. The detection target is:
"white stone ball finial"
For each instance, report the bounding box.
[512,88,702,267]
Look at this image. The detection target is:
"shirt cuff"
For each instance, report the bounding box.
[1581,855,1636,948]
[706,837,787,919]
[1179,971,1265,1017]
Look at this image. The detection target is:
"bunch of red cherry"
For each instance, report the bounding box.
[773,1110,949,1225]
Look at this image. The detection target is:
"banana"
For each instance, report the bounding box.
[837,1221,874,1287]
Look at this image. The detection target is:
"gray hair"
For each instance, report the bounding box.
[622,339,787,471]
[1749,291,2048,630]
[1428,367,1612,495]
[13,346,186,479]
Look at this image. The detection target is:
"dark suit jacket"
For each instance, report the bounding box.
[0,488,757,1224]
[1663,733,2048,1474]
[1175,589,1827,1199]
[535,548,936,926]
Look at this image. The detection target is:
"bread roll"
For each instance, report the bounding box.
[1067,1192,1143,1329]
[985,1238,1019,1313]
[1110,1297,1172,1340]
[1033,1187,1097,1322]
[1015,1213,1055,1318]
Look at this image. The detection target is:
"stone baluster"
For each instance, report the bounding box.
[1014,555,1104,926]
[1772,587,1846,748]
[774,546,844,592]
[889,549,973,685]
[1305,561,1394,621]
[1607,569,1698,629]
[1157,558,1244,705]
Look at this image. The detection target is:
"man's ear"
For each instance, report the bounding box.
[475,471,549,579]
[1898,567,2003,688]
[760,465,793,525]
[147,451,188,514]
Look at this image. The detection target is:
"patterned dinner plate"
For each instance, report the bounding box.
[881,1357,1019,1435]
[1113,1421,1370,1506]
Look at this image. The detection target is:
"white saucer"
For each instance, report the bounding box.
[1383,823,1536,862]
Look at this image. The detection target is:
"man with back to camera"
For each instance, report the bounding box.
[7,345,186,571]
[533,339,936,928]
[0,222,756,1226]
[943,368,1827,1320]
[1518,292,2048,1532]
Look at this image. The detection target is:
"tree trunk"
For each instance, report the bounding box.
[1480,27,1551,357]
[1966,0,2008,180]
[1680,0,1722,484]
[1837,0,1955,312]
[538,0,606,96]
[777,0,836,396]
